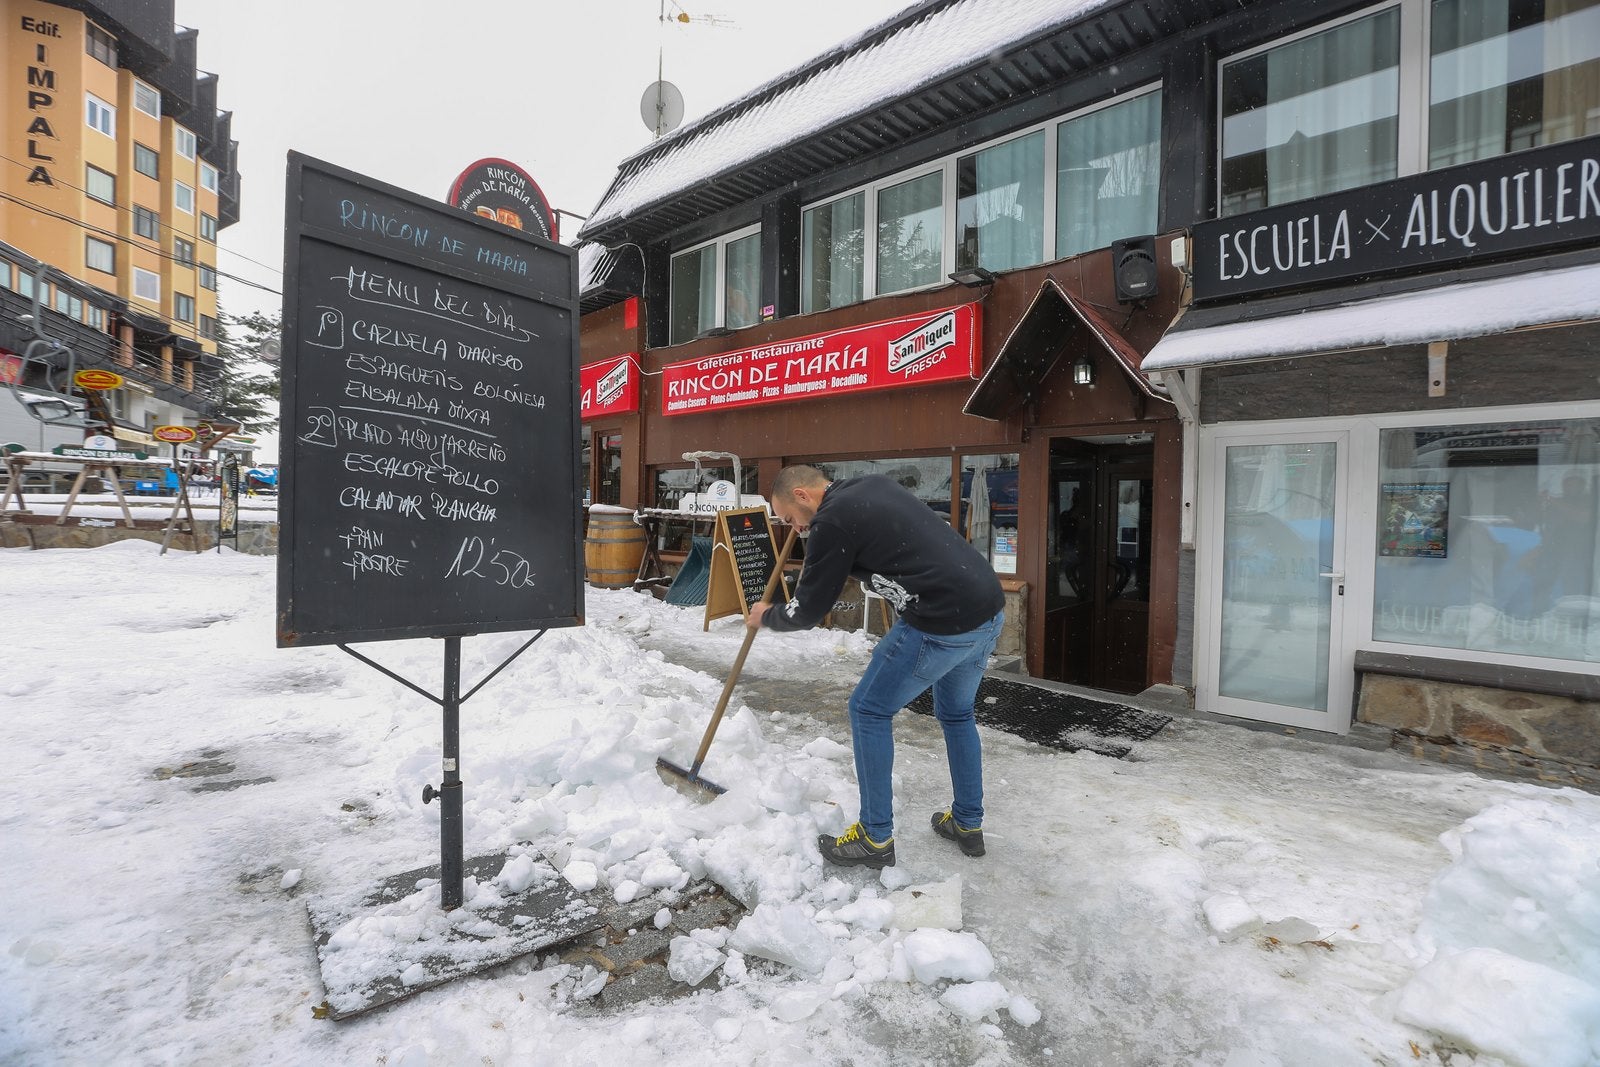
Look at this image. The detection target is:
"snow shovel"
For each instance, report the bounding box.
[658,525,799,799]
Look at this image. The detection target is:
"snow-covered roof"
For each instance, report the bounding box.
[581,0,1118,235]
[576,242,605,293]
[1142,261,1600,372]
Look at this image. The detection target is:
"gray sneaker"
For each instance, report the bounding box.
[932,809,985,857]
[817,822,896,868]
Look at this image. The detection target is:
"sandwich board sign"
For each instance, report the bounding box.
[703,506,787,630]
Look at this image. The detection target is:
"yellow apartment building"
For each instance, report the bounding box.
[1,0,240,453]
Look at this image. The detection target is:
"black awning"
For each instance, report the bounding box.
[578,243,645,314]
[964,277,1164,421]
[117,307,168,333]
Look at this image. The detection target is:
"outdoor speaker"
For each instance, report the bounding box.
[1112,236,1159,304]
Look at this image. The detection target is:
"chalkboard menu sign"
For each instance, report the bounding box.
[703,507,787,629]
[726,509,778,609]
[277,152,582,647]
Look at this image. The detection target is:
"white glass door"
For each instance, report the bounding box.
[1201,431,1352,732]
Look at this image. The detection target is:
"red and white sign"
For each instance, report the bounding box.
[153,424,198,444]
[580,355,639,420]
[0,350,20,386]
[661,303,981,417]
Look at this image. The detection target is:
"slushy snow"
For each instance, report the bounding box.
[2,542,1598,1066]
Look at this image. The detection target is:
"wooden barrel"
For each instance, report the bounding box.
[584,510,647,589]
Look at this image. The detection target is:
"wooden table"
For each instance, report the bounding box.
[1,446,211,554]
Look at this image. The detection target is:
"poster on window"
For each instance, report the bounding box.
[1380,483,1449,558]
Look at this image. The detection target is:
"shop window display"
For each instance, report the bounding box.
[959,454,1021,572]
[1374,417,1600,663]
[652,465,760,553]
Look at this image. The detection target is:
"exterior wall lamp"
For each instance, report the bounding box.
[1073,353,1095,385]
[948,266,997,288]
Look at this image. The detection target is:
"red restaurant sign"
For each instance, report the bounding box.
[581,355,639,419]
[661,303,981,416]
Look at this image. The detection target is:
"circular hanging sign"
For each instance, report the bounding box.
[153,424,198,444]
[74,369,123,390]
[447,158,556,242]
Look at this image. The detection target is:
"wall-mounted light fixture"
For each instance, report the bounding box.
[1073,354,1095,385]
[948,266,997,288]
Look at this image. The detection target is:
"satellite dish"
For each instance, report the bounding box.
[640,80,685,138]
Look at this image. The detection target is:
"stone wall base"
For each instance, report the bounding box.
[1358,673,1600,769]
[1,519,279,556]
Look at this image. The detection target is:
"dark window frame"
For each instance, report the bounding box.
[133,206,160,241]
[86,22,117,67]
[85,235,116,274]
[134,143,159,179]
[85,164,115,205]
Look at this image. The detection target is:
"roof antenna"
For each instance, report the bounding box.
[641,1,734,139]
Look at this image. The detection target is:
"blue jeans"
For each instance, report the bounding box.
[847,610,1004,842]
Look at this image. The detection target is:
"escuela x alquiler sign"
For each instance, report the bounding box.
[1193,135,1600,301]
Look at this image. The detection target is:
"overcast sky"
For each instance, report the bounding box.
[172,0,916,319]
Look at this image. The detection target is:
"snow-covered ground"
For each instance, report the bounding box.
[2,543,1597,1066]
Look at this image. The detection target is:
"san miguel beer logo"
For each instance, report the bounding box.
[153,425,197,444]
[596,360,629,409]
[887,311,957,375]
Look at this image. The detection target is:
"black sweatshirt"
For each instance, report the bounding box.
[763,475,1005,636]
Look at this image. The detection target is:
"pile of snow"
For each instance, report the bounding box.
[1390,797,1600,1067]
[4,544,1600,1065]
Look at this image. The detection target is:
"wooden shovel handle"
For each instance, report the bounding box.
[688,525,800,772]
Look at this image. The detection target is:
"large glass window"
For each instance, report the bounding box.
[86,94,116,138]
[86,237,115,274]
[134,206,159,240]
[1374,417,1600,663]
[1057,92,1163,257]
[876,172,943,294]
[957,132,1044,273]
[814,457,954,519]
[85,165,115,205]
[86,23,117,67]
[669,244,715,344]
[960,454,1022,573]
[724,231,761,330]
[669,227,761,344]
[1429,0,1600,168]
[134,144,159,179]
[133,268,159,302]
[1220,8,1402,214]
[801,192,864,313]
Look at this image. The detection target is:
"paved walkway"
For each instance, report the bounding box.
[634,627,1597,796]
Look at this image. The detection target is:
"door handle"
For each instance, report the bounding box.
[1318,572,1344,580]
